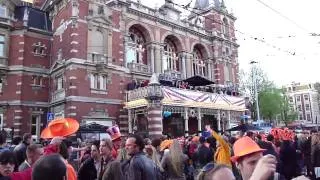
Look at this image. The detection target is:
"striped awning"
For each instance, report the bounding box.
[125,87,247,111]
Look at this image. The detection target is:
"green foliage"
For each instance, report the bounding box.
[259,88,282,121]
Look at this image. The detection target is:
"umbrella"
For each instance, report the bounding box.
[183,75,214,86]
[226,124,262,132]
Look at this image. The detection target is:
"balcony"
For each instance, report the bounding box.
[127,86,149,101]
[87,53,108,64]
[164,70,182,79]
[127,62,152,75]
[52,89,65,102]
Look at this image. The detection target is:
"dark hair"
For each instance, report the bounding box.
[59,140,70,160]
[23,133,32,142]
[0,151,16,165]
[199,136,206,144]
[256,134,262,140]
[12,136,22,145]
[151,138,161,148]
[32,154,66,180]
[0,130,7,145]
[129,134,144,151]
[92,140,100,150]
[229,137,237,145]
[246,131,254,137]
[267,134,274,141]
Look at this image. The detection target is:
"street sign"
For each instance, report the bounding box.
[47,113,54,123]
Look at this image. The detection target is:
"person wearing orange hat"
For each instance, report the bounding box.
[231,136,278,180]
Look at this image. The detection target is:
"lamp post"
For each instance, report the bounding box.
[250,61,260,121]
[145,73,164,138]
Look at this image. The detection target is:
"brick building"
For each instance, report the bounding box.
[0,0,240,139]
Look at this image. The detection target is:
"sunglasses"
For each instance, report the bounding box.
[202,162,215,172]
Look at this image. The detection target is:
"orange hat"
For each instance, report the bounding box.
[41,118,79,139]
[160,139,173,151]
[231,136,265,162]
[106,125,121,141]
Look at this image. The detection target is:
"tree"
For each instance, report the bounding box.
[279,88,298,126]
[258,88,282,122]
[239,66,274,120]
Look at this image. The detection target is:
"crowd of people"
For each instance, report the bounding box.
[0,118,319,180]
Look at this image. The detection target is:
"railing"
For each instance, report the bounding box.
[163,70,182,80]
[87,53,108,64]
[127,86,149,101]
[129,2,155,16]
[127,62,152,74]
[52,89,66,102]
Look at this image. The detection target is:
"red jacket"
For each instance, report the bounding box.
[10,168,32,180]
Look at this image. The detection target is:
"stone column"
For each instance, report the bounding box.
[154,45,161,73]
[123,35,129,67]
[217,110,221,132]
[227,110,231,129]
[186,53,193,78]
[180,52,186,79]
[207,60,212,80]
[128,109,132,134]
[119,109,129,135]
[197,107,202,136]
[184,107,189,136]
[150,45,155,73]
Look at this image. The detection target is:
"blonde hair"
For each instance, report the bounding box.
[145,145,163,171]
[168,139,183,175]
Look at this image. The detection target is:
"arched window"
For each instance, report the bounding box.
[163,39,179,72]
[126,28,146,64]
[193,48,206,77]
[223,18,229,36]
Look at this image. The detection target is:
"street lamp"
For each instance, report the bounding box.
[250,61,260,121]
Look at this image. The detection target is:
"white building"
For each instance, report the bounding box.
[285,82,320,124]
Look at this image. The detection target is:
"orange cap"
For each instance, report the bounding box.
[231,136,265,162]
[41,118,79,139]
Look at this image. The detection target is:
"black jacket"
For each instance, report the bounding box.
[78,158,97,180]
[197,144,213,168]
[13,142,28,166]
[124,152,158,180]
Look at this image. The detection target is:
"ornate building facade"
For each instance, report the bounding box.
[0,0,240,139]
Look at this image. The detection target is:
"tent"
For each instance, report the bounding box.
[226,123,261,132]
[183,75,214,86]
[77,122,109,141]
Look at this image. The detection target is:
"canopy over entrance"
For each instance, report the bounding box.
[183,75,214,86]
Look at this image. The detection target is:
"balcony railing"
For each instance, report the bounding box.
[163,70,182,80]
[127,86,149,101]
[127,62,152,74]
[52,89,65,102]
[87,53,108,64]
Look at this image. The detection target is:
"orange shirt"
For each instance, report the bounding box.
[66,161,77,180]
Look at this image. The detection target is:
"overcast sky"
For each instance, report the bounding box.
[139,0,320,86]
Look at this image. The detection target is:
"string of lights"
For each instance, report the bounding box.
[165,0,318,57]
